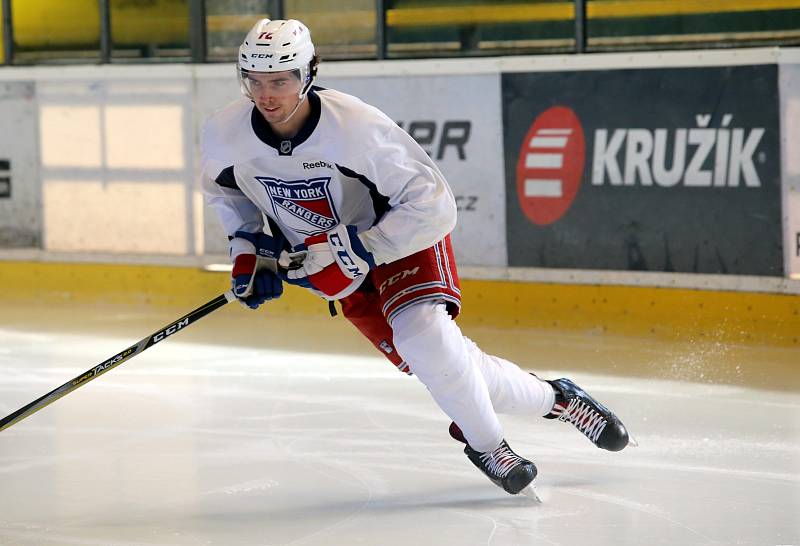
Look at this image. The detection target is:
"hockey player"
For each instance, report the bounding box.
[202,18,633,497]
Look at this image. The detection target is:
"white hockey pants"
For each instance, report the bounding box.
[391,301,555,453]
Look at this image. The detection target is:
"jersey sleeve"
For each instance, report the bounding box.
[350,123,457,265]
[200,121,264,241]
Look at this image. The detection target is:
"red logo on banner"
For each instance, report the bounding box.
[516,106,585,225]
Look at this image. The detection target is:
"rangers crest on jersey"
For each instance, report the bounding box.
[255,176,339,235]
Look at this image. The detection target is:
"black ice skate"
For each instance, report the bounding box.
[545,378,634,452]
[449,422,538,496]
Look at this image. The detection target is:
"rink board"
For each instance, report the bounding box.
[0,260,797,348]
[1,48,799,285]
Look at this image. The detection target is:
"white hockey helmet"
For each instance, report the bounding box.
[238,19,317,100]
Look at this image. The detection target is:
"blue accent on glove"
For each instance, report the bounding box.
[231,230,286,310]
[276,268,313,289]
[343,224,376,269]
[233,230,284,259]
[238,268,283,309]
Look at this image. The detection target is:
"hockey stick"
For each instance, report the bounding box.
[0,290,236,433]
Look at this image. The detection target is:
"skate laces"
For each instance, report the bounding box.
[479,442,524,478]
[555,399,608,444]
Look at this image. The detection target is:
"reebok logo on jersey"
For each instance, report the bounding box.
[303,160,333,170]
[255,176,340,236]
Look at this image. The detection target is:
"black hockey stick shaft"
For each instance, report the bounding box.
[0,290,235,433]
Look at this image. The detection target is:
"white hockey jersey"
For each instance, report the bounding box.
[201,87,457,270]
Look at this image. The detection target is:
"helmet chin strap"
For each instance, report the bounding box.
[272,92,308,126]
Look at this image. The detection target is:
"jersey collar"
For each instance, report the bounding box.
[250,88,321,156]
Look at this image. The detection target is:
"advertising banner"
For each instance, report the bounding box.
[503,65,783,276]
[0,82,40,248]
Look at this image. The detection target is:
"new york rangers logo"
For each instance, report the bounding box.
[255,176,339,235]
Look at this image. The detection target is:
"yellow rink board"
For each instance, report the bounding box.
[0,261,797,348]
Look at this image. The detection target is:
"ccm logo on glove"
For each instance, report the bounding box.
[330,233,365,278]
[287,225,375,298]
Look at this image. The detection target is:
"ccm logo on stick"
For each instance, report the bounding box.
[153,318,189,343]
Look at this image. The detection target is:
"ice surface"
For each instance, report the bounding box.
[0,302,798,546]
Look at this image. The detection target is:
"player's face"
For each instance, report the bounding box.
[245,70,303,123]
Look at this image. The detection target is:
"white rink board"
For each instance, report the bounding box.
[320,74,507,266]
[0,81,39,248]
[1,48,800,286]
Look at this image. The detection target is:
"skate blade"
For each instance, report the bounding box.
[520,485,542,503]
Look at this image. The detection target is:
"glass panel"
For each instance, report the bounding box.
[205,0,279,62]
[12,0,100,64]
[284,0,378,60]
[110,0,190,61]
[587,0,800,52]
[386,0,575,59]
